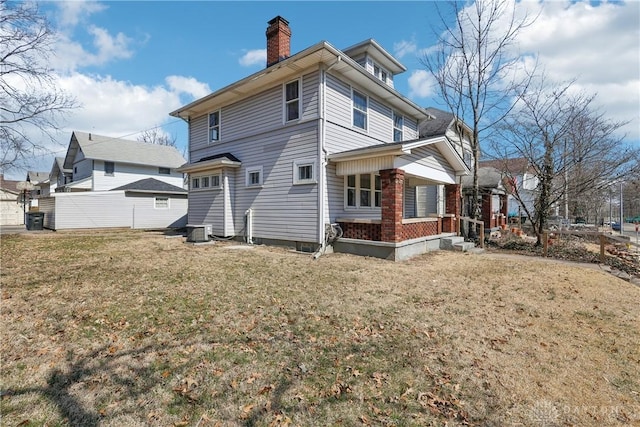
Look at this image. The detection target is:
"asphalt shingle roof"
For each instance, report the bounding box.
[111,178,187,194]
[66,131,186,169]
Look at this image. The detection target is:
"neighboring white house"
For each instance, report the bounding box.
[0,175,25,225]
[171,16,470,260]
[38,131,188,230]
[26,170,49,208]
[59,131,185,192]
[49,157,72,195]
[478,158,539,220]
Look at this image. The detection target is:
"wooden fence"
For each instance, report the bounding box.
[457,216,485,248]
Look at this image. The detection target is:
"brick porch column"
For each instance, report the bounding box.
[445,184,461,216]
[381,169,404,242]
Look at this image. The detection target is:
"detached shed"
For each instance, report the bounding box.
[39,178,187,230]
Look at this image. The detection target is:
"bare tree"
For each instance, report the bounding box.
[0,0,77,172]
[422,0,536,220]
[137,128,178,148]
[492,76,635,245]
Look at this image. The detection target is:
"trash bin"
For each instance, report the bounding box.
[26,212,44,230]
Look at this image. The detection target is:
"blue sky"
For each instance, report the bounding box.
[8,0,639,180]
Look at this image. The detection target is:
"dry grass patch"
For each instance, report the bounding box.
[1,230,639,426]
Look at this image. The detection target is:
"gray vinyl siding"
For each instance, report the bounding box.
[231,122,319,243]
[187,188,225,232]
[189,72,320,162]
[325,162,381,221]
[324,73,419,147]
[72,157,93,182]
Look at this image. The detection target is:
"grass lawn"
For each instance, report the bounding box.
[1,230,639,426]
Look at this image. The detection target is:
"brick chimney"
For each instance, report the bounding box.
[266,16,291,67]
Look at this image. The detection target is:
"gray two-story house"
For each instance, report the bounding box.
[172,16,469,260]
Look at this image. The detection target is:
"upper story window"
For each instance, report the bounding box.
[285,80,300,122]
[104,161,114,176]
[209,111,220,142]
[159,167,171,175]
[373,63,389,84]
[352,90,368,130]
[191,177,200,189]
[463,150,472,168]
[393,112,403,142]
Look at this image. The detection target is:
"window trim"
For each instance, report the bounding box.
[283,79,301,123]
[154,196,170,209]
[245,166,263,188]
[292,158,317,185]
[393,111,404,142]
[344,173,382,210]
[208,110,221,143]
[159,167,171,175]
[352,89,368,131]
[190,172,223,191]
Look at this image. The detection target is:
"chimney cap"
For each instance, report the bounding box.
[268,15,289,26]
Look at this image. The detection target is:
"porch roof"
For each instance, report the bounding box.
[176,153,241,173]
[328,136,470,184]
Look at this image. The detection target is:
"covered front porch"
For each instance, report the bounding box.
[328,137,469,261]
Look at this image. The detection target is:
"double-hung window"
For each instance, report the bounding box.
[191,177,200,190]
[345,173,381,209]
[104,161,114,176]
[211,174,221,189]
[285,80,300,122]
[209,111,220,142]
[393,112,403,142]
[352,90,367,130]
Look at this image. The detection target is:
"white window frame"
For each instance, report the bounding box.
[209,110,221,143]
[154,196,170,209]
[352,89,368,131]
[245,166,263,187]
[191,176,200,190]
[284,79,301,123]
[211,173,222,189]
[393,111,404,142]
[344,173,381,210]
[292,159,317,185]
[191,173,223,191]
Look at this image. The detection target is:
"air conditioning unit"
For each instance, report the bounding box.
[186,224,212,243]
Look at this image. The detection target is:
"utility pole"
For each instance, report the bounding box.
[620,181,624,235]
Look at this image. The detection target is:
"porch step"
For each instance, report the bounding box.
[440,236,465,250]
[453,241,476,252]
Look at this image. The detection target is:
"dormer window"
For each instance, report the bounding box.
[373,62,390,85]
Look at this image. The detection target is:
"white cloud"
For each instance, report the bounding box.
[165,76,211,99]
[239,49,266,67]
[394,39,417,59]
[408,70,436,98]
[419,0,639,140]
[512,0,640,139]
[55,1,107,29]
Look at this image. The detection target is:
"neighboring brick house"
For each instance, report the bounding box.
[172,17,470,260]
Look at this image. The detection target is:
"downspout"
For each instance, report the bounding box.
[314,56,341,259]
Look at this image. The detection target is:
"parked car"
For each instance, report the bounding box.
[612,222,621,231]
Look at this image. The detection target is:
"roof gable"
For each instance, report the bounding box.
[63,131,186,170]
